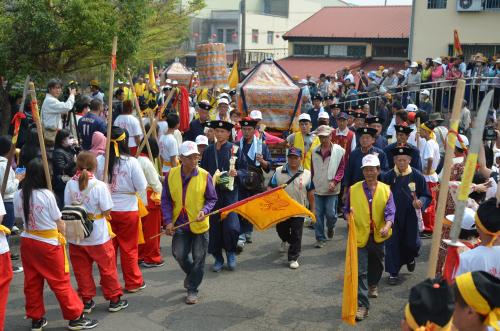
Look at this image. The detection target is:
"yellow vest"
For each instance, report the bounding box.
[168,166,209,234]
[293,132,320,171]
[135,83,146,97]
[350,181,392,248]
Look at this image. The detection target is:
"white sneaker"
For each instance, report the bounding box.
[279,241,288,253]
[289,260,299,269]
[303,218,312,227]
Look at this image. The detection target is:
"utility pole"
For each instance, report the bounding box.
[241,0,246,52]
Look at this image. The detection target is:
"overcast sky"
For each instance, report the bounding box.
[347,0,412,5]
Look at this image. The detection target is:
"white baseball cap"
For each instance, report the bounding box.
[298,79,308,85]
[318,112,330,120]
[117,79,123,84]
[456,134,469,149]
[361,154,380,168]
[298,113,311,122]
[405,104,418,112]
[445,208,476,231]
[195,135,209,146]
[410,61,418,68]
[166,79,172,84]
[217,98,229,105]
[180,141,200,156]
[421,89,430,96]
[218,93,230,100]
[249,110,262,120]
[432,57,442,65]
[495,151,500,159]
[172,80,178,85]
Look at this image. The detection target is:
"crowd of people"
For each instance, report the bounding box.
[0,57,499,331]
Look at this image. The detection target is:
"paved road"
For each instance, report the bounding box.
[5,219,430,331]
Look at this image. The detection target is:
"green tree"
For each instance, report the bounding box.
[0,0,204,133]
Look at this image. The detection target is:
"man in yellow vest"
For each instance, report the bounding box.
[286,113,320,171]
[344,154,395,321]
[162,141,218,305]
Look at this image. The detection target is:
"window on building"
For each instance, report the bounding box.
[372,45,408,58]
[226,29,236,44]
[267,31,274,45]
[252,29,259,43]
[347,46,366,58]
[484,0,500,9]
[447,44,500,60]
[216,29,224,43]
[264,0,271,14]
[294,44,327,57]
[427,0,447,9]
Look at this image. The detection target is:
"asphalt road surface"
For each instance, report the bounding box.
[5,218,430,331]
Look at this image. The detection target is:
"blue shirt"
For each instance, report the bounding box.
[78,112,107,150]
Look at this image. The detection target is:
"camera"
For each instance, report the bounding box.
[483,125,497,141]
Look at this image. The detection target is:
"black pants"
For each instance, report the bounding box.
[276,217,304,261]
[358,235,385,309]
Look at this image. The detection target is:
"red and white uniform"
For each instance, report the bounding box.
[13,189,83,321]
[0,197,11,331]
[114,114,143,155]
[65,176,123,302]
[421,139,441,232]
[331,127,356,165]
[137,155,163,264]
[96,155,147,290]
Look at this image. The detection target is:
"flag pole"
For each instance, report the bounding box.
[103,36,118,184]
[426,79,465,278]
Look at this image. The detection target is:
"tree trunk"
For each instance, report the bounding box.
[0,79,11,136]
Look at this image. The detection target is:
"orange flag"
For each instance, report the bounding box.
[341,212,358,325]
[220,186,315,231]
[453,30,463,56]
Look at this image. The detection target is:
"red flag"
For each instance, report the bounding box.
[178,86,190,132]
[111,55,117,70]
[453,30,463,56]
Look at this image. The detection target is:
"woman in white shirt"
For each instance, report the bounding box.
[113,100,143,156]
[66,151,128,313]
[0,195,12,330]
[14,159,97,330]
[96,126,147,293]
[137,138,163,268]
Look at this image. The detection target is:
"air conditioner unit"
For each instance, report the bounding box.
[456,0,483,12]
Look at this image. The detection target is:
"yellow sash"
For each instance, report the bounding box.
[0,224,11,235]
[26,229,69,273]
[136,194,148,244]
[88,213,116,239]
[293,132,320,170]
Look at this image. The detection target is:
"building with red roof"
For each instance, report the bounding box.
[277,5,411,78]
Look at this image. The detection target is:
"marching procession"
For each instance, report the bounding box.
[0,3,500,328]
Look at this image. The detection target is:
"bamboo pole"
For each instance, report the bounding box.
[1,75,30,197]
[103,36,118,184]
[28,82,52,190]
[426,79,465,278]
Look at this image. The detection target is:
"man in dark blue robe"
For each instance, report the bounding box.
[384,125,422,171]
[184,100,211,142]
[381,146,431,285]
[200,120,247,272]
[236,118,272,252]
[366,116,388,149]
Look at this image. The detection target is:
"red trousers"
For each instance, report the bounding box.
[0,252,13,331]
[20,237,83,320]
[110,211,143,290]
[138,191,163,264]
[423,181,439,232]
[69,240,123,302]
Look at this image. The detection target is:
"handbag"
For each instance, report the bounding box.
[61,183,96,243]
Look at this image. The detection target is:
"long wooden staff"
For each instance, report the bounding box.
[28,82,52,190]
[426,79,465,278]
[415,117,421,151]
[103,36,118,184]
[1,75,30,197]
[126,71,154,160]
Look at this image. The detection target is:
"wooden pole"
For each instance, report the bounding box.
[126,71,154,160]
[103,36,118,184]
[426,79,465,278]
[415,117,421,151]
[1,75,30,197]
[28,82,52,191]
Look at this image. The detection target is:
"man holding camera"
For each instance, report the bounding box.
[41,79,76,146]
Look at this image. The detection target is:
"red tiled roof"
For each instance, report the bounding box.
[284,6,411,39]
[276,57,404,79]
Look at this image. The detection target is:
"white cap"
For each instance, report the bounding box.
[445,208,476,230]
[397,70,406,76]
[298,113,311,122]
[410,61,418,68]
[361,154,380,168]
[217,98,229,105]
[405,104,418,112]
[125,81,130,85]
[298,79,308,84]
[180,141,200,156]
[172,80,178,85]
[421,89,430,96]
[117,79,123,84]
[456,134,469,149]
[318,112,329,120]
[218,93,230,100]
[195,135,209,146]
[166,78,172,84]
[495,151,500,159]
[432,57,442,65]
[249,110,262,120]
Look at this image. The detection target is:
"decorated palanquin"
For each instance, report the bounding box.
[165,60,193,87]
[196,43,228,88]
[238,59,302,132]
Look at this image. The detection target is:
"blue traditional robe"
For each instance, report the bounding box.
[343,146,389,187]
[384,143,423,171]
